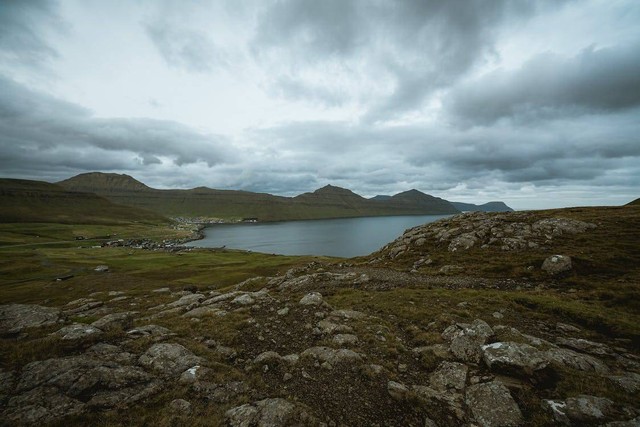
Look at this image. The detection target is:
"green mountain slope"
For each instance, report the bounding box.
[57,173,460,220]
[0,179,167,224]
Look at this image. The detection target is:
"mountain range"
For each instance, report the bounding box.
[0,172,515,223]
[0,178,165,224]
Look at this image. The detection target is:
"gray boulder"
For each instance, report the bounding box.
[555,337,612,356]
[607,372,640,393]
[565,395,615,423]
[232,294,255,305]
[0,304,60,335]
[91,312,134,331]
[299,292,324,306]
[332,334,358,346]
[138,343,203,376]
[545,395,616,425]
[466,381,523,427]
[446,319,494,363]
[300,346,362,365]
[6,354,159,424]
[167,293,205,308]
[387,381,410,401]
[226,398,321,426]
[316,319,353,335]
[429,361,468,391]
[53,323,103,341]
[541,255,572,275]
[86,343,136,365]
[127,324,173,338]
[482,342,549,377]
[605,417,640,427]
[544,347,609,373]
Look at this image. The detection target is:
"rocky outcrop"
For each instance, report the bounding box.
[225,398,321,426]
[541,255,573,275]
[53,323,103,341]
[376,211,596,259]
[91,312,134,331]
[482,342,551,379]
[443,319,494,363]
[466,381,523,427]
[0,304,60,335]
[138,343,203,377]
[545,395,616,425]
[300,347,363,366]
[4,354,160,424]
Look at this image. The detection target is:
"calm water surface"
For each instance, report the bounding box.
[190,215,450,257]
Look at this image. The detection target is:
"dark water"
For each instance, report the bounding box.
[190,215,450,257]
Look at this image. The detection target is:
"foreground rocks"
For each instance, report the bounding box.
[0,304,60,335]
[1,256,638,426]
[4,353,161,424]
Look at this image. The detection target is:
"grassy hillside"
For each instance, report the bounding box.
[58,172,460,220]
[0,178,167,225]
[0,203,638,426]
[451,201,514,212]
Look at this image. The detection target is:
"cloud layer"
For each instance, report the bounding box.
[0,0,638,209]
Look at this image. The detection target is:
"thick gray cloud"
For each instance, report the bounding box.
[0,0,638,210]
[446,42,640,125]
[253,0,567,120]
[0,76,233,176]
[145,21,228,73]
[0,1,61,69]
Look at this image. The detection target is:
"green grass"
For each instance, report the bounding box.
[0,244,332,306]
[328,286,640,347]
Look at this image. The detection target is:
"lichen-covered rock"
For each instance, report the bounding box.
[541,255,572,275]
[138,343,203,376]
[299,292,324,306]
[446,320,494,363]
[126,324,172,338]
[86,343,136,365]
[565,395,615,423]
[466,381,523,427]
[232,294,255,305]
[555,337,612,356]
[429,361,468,391]
[167,293,205,308]
[182,306,226,318]
[91,312,134,331]
[332,334,358,346]
[253,351,284,368]
[607,372,640,393]
[544,347,609,373]
[387,381,410,401]
[300,346,362,365]
[316,319,353,335]
[226,398,321,426]
[53,323,103,341]
[0,304,60,335]
[482,342,549,377]
[6,354,159,424]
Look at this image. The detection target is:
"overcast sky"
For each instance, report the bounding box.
[1,0,639,209]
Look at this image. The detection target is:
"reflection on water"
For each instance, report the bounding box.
[189,215,450,257]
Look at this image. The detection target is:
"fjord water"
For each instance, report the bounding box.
[191,215,451,257]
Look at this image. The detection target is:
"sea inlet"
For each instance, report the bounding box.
[189,214,450,257]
